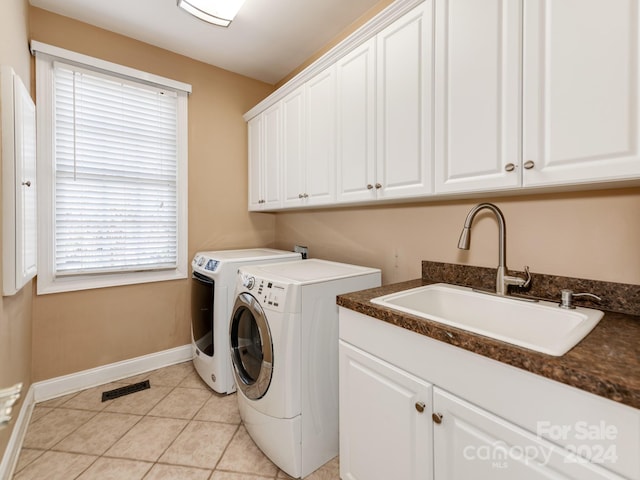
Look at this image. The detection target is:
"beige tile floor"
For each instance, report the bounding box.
[13,361,339,480]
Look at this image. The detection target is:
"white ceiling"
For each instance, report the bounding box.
[29,0,383,84]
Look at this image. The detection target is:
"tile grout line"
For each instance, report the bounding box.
[211,422,242,475]
[37,406,101,452]
[133,369,210,477]
[17,371,172,479]
[72,372,188,480]
[143,381,194,474]
[37,390,149,480]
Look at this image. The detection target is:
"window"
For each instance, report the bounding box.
[33,42,191,294]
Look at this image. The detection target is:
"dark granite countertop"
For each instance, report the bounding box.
[337,274,640,410]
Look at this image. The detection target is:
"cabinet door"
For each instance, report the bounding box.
[282,86,306,207]
[434,0,522,194]
[336,39,377,203]
[524,0,640,186]
[247,115,263,210]
[13,74,37,288]
[433,388,623,480]
[339,341,433,480]
[2,68,37,296]
[376,1,434,199]
[305,66,336,205]
[262,103,282,209]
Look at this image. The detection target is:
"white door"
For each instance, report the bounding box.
[305,65,337,205]
[434,0,522,194]
[523,0,640,187]
[262,103,282,209]
[247,115,263,210]
[2,68,37,295]
[376,1,435,199]
[336,39,377,203]
[282,86,306,207]
[339,341,433,480]
[14,74,37,287]
[433,388,623,480]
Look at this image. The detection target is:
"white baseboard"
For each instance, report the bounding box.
[33,344,193,403]
[0,385,34,480]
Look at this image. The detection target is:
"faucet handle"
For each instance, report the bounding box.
[504,265,531,289]
[559,289,601,309]
[521,266,531,288]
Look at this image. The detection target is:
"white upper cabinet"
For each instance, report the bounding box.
[262,104,283,208]
[523,0,640,187]
[245,0,640,211]
[304,66,337,206]
[435,0,640,193]
[282,72,337,208]
[282,86,306,207]
[336,39,377,203]
[434,0,522,194]
[248,103,283,211]
[376,1,434,199]
[2,67,37,296]
[336,1,435,203]
[247,114,262,210]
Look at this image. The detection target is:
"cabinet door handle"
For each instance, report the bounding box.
[524,160,535,170]
[22,180,31,187]
[432,413,443,424]
[375,183,382,189]
[504,163,515,172]
[367,184,374,190]
[298,193,304,199]
[415,401,425,413]
[303,193,309,198]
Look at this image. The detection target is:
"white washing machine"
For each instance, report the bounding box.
[191,248,301,394]
[229,259,381,478]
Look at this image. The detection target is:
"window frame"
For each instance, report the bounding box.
[33,41,190,294]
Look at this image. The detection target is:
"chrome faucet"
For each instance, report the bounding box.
[457,203,530,296]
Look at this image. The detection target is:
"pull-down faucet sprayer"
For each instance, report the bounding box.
[457,203,530,296]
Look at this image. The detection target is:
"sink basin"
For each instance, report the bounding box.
[370,283,604,356]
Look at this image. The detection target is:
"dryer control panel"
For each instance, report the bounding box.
[254,277,288,313]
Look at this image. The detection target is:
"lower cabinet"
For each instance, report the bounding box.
[433,388,622,480]
[338,309,635,480]
[339,341,433,480]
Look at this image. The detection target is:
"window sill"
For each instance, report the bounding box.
[36,267,188,295]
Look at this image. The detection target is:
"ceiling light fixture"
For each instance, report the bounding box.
[177,0,246,27]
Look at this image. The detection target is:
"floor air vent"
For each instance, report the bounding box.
[101,380,150,402]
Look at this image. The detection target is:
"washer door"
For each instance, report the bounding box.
[229,292,273,400]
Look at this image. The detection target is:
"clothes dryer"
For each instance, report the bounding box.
[191,248,301,394]
[229,259,381,478]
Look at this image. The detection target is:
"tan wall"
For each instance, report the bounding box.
[276,0,394,88]
[29,8,277,381]
[0,0,33,460]
[275,187,640,286]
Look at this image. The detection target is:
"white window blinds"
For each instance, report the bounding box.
[53,63,179,275]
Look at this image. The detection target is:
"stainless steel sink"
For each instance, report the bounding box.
[371,283,604,356]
